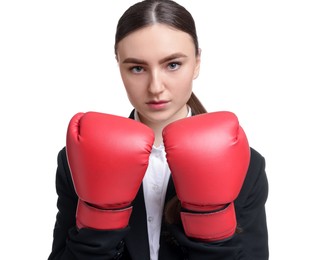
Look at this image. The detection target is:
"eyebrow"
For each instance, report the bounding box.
[122,52,188,65]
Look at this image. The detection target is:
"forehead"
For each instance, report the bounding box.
[116,24,195,60]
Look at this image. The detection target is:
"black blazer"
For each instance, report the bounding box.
[48,112,269,260]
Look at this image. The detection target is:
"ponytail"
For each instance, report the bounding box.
[187,92,207,115]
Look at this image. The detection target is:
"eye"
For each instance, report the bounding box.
[168,62,181,71]
[130,66,144,74]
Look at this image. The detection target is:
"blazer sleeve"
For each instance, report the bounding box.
[166,148,269,260]
[48,147,130,260]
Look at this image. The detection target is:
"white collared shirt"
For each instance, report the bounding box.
[143,144,170,260]
[134,108,191,260]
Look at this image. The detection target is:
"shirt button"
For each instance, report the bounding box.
[148,216,153,222]
[152,184,159,191]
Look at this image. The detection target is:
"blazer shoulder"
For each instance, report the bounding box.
[57,146,69,173]
[56,146,76,196]
[249,147,266,172]
[236,147,268,205]
[58,146,67,160]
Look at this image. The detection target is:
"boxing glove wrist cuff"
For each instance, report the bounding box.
[76,200,132,230]
[180,202,236,242]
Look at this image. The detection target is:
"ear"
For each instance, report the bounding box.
[193,48,201,80]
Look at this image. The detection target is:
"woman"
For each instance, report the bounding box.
[48,0,269,259]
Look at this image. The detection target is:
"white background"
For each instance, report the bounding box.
[1,0,317,259]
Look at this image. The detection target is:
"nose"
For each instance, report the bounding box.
[148,70,164,94]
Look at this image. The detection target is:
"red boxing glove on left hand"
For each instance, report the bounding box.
[163,111,250,241]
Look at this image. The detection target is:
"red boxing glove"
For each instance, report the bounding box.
[163,112,250,241]
[66,112,154,230]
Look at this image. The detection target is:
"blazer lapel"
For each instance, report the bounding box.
[125,184,150,259]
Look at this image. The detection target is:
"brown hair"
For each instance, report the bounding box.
[114,0,207,115]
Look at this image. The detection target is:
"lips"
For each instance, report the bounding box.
[146,100,170,109]
[147,100,169,105]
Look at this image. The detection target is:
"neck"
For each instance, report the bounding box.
[153,128,164,147]
[134,106,190,147]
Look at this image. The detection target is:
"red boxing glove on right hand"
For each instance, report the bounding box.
[66,112,154,230]
[163,111,250,241]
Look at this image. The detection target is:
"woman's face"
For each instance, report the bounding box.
[116,24,200,127]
